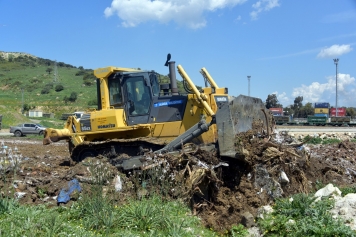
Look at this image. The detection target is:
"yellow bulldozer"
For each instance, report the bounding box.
[43,54,274,170]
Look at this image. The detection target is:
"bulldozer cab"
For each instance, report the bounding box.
[107,71,153,124]
[124,73,152,116]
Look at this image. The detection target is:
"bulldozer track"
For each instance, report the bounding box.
[70,138,167,162]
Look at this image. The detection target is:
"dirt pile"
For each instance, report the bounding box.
[1,132,356,232]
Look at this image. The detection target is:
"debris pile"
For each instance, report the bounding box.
[1,129,356,232]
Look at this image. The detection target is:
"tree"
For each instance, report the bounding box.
[283,106,294,116]
[299,102,314,118]
[292,96,303,117]
[46,67,53,75]
[265,94,282,109]
[293,96,303,109]
[346,107,356,118]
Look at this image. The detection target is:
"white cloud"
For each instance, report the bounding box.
[104,0,247,29]
[292,74,356,107]
[317,44,353,58]
[271,91,290,106]
[321,10,356,23]
[250,0,280,20]
[234,15,242,22]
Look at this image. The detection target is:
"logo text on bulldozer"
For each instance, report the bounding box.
[98,124,115,129]
[81,126,91,131]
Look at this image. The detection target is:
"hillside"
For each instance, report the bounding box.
[0,51,189,127]
[0,52,97,117]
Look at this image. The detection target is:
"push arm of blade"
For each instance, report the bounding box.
[155,117,215,153]
[177,65,215,117]
[200,67,219,89]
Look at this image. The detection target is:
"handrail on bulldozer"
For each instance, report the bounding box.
[177,65,215,117]
[200,67,219,89]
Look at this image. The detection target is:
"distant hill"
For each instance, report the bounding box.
[0,51,190,121]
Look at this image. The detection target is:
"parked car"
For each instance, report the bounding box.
[9,123,46,137]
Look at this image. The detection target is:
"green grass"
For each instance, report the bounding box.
[0,193,221,237]
[258,193,355,236]
[303,135,344,145]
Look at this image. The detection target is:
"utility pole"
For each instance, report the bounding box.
[53,60,58,83]
[247,76,251,96]
[21,88,24,114]
[333,58,339,117]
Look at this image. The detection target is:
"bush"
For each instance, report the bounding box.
[63,96,69,104]
[26,84,37,92]
[55,84,64,92]
[41,87,50,94]
[88,99,98,106]
[23,104,35,112]
[44,83,54,89]
[83,79,94,86]
[68,92,77,102]
[75,70,86,76]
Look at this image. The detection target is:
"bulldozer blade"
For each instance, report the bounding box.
[216,95,274,159]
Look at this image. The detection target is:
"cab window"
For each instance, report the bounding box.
[125,76,151,116]
[108,79,122,107]
[150,74,160,96]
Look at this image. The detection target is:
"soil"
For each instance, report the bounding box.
[1,130,356,233]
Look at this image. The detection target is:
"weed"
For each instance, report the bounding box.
[315,180,325,191]
[228,224,249,237]
[70,184,115,232]
[339,185,356,197]
[37,187,47,199]
[0,196,19,215]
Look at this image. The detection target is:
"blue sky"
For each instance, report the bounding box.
[1,0,355,107]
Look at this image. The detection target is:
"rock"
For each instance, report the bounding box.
[279,171,289,183]
[241,211,256,228]
[14,192,26,199]
[113,175,122,192]
[287,219,296,225]
[247,227,262,237]
[257,205,273,219]
[338,207,348,215]
[314,183,341,200]
[330,193,356,230]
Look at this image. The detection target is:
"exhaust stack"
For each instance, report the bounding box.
[164,53,179,95]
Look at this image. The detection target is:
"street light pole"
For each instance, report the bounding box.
[247,76,251,96]
[333,58,339,117]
